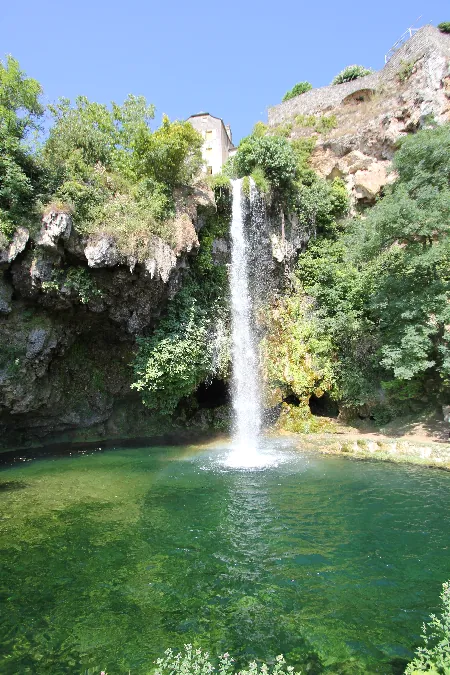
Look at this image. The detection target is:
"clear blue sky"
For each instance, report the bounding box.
[1,0,448,142]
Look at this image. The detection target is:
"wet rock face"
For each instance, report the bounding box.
[0,275,13,314]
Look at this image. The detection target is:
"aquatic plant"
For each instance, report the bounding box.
[405,580,450,673]
[154,646,299,675]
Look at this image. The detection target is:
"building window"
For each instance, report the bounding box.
[207,166,213,175]
[205,130,213,140]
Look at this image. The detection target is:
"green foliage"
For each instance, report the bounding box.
[398,59,416,83]
[233,135,297,191]
[132,187,230,415]
[207,172,231,192]
[0,55,45,237]
[282,81,313,102]
[271,122,293,138]
[43,96,203,257]
[261,289,336,407]
[133,114,203,188]
[132,275,229,415]
[437,22,450,33]
[251,166,270,194]
[154,646,299,675]
[252,121,269,137]
[294,114,337,134]
[293,177,349,236]
[42,266,102,304]
[332,65,373,85]
[287,124,450,418]
[194,181,231,276]
[405,580,450,673]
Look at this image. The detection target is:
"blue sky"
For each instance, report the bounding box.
[1,0,448,142]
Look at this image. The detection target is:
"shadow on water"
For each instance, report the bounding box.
[0,480,28,491]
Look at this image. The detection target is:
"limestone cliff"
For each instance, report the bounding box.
[0,184,217,450]
[268,25,450,205]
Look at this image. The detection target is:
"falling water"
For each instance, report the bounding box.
[228,178,262,461]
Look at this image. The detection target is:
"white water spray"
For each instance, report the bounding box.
[227,179,263,465]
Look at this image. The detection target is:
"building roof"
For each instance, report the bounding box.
[187,112,233,145]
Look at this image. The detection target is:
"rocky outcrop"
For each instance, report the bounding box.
[269,26,450,205]
[0,183,216,449]
[0,227,29,269]
[36,211,72,250]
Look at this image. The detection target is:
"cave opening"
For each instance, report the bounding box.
[309,393,339,418]
[195,378,230,409]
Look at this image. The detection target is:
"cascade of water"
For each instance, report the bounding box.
[229,178,262,458]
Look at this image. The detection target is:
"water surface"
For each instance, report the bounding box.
[1,441,449,674]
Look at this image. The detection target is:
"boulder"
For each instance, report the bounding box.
[144,237,177,283]
[85,235,122,268]
[0,227,29,269]
[36,211,72,250]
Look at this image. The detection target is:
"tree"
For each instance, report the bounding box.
[0,55,44,237]
[233,134,298,190]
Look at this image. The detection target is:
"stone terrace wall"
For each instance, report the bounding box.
[268,25,450,126]
[268,72,380,125]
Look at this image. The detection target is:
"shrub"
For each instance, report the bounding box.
[251,166,270,194]
[132,274,229,415]
[282,81,312,102]
[437,22,450,33]
[252,121,269,137]
[332,65,373,85]
[294,114,337,134]
[233,135,297,191]
[405,580,450,673]
[398,60,416,83]
[154,645,299,675]
[87,192,177,259]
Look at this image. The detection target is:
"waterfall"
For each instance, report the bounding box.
[228,178,262,458]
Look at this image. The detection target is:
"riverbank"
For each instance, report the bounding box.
[282,411,450,470]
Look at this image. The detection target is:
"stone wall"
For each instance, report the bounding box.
[268,72,381,125]
[268,25,450,125]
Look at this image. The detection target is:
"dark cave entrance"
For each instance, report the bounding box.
[195,378,230,409]
[308,393,339,418]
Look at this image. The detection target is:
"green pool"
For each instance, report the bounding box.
[1,440,449,674]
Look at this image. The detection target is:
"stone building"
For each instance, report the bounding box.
[187,112,235,175]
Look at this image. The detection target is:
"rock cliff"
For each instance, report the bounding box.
[0,184,217,450]
[269,25,450,206]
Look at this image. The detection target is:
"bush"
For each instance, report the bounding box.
[398,59,417,83]
[294,114,337,134]
[132,271,229,415]
[233,135,297,191]
[332,65,373,85]
[405,580,450,673]
[282,81,312,102]
[437,22,450,33]
[154,645,299,675]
